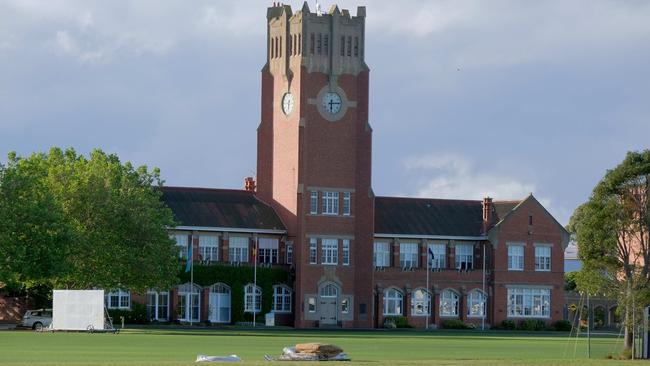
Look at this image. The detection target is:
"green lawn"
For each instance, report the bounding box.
[0,328,629,365]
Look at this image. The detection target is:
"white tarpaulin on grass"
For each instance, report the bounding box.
[52,290,105,331]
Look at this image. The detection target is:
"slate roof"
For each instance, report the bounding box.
[161,186,286,232]
[374,196,487,237]
[493,200,521,224]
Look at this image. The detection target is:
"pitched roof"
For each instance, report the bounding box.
[374,196,485,237]
[161,186,286,232]
[493,200,521,224]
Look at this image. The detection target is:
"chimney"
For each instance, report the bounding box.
[482,196,493,230]
[244,177,256,192]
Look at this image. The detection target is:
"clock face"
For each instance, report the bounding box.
[282,93,294,115]
[322,92,342,115]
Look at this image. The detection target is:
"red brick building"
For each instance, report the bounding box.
[123,3,569,329]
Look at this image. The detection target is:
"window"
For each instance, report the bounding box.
[383,288,403,316]
[346,36,352,56]
[428,243,446,269]
[309,238,317,264]
[229,236,248,263]
[292,34,296,56]
[411,289,431,316]
[529,215,533,225]
[279,36,282,57]
[440,289,459,317]
[258,238,279,264]
[244,284,262,313]
[341,298,349,313]
[173,234,188,259]
[199,235,219,262]
[270,37,274,58]
[298,34,301,54]
[374,242,390,268]
[535,246,551,271]
[354,36,359,56]
[399,242,418,268]
[286,242,293,265]
[322,191,339,215]
[323,34,329,55]
[209,283,231,323]
[177,283,200,322]
[147,290,169,321]
[508,244,524,271]
[307,296,316,313]
[321,238,338,265]
[340,35,345,56]
[310,191,318,214]
[507,288,551,318]
[455,243,474,270]
[467,290,486,318]
[272,285,292,313]
[343,192,351,215]
[106,290,130,310]
[317,33,322,54]
[320,283,338,297]
[342,239,350,265]
[310,33,315,54]
[275,37,279,58]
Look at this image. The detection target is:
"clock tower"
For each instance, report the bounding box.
[257,2,373,328]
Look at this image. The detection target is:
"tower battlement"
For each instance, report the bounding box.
[266,2,367,76]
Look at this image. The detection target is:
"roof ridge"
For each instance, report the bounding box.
[162,185,252,194]
[376,195,482,203]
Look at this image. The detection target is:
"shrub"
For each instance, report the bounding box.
[500,320,516,330]
[108,302,148,325]
[518,319,546,331]
[441,319,471,329]
[553,320,572,331]
[384,316,411,328]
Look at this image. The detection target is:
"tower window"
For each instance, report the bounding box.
[347,36,352,56]
[317,33,322,55]
[298,34,301,54]
[270,37,275,58]
[324,35,329,55]
[340,36,345,56]
[354,37,359,56]
[529,215,533,225]
[292,34,296,56]
[275,37,279,58]
[279,36,282,57]
[310,33,315,54]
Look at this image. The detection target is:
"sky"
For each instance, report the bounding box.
[1,0,650,226]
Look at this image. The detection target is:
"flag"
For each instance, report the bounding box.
[185,243,193,273]
[428,246,435,266]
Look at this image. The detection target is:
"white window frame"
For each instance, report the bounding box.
[411,288,431,316]
[173,234,188,259]
[229,236,249,263]
[244,284,262,313]
[309,238,318,264]
[272,285,292,313]
[399,242,419,268]
[307,296,317,313]
[342,239,350,265]
[106,290,130,310]
[374,242,390,268]
[177,284,201,322]
[440,289,459,317]
[199,235,219,262]
[383,288,403,316]
[535,245,551,272]
[321,238,338,265]
[209,283,231,323]
[343,192,351,216]
[467,289,487,318]
[258,238,279,264]
[286,242,293,265]
[455,243,474,270]
[146,290,169,321]
[508,244,525,271]
[428,243,446,269]
[310,191,318,214]
[507,287,551,318]
[322,191,339,215]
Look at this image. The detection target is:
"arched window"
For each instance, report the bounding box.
[106,289,130,310]
[383,288,403,316]
[320,283,338,297]
[244,284,261,313]
[467,289,486,317]
[411,288,431,316]
[440,289,459,317]
[272,285,292,313]
[177,283,201,322]
[209,283,231,323]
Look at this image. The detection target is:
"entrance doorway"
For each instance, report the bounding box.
[319,283,339,325]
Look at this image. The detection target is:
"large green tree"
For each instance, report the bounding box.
[0,148,179,294]
[568,150,650,350]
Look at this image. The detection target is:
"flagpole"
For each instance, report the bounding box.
[482,243,486,331]
[253,236,258,327]
[189,234,194,326]
[426,243,430,330]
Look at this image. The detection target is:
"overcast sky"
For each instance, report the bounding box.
[1,0,650,225]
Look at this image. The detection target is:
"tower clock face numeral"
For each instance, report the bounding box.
[322,92,342,115]
[282,93,294,115]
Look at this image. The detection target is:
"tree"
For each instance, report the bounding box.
[0,148,179,294]
[568,150,650,350]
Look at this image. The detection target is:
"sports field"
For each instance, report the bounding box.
[0,328,630,365]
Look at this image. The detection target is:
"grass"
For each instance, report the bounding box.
[0,328,630,365]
